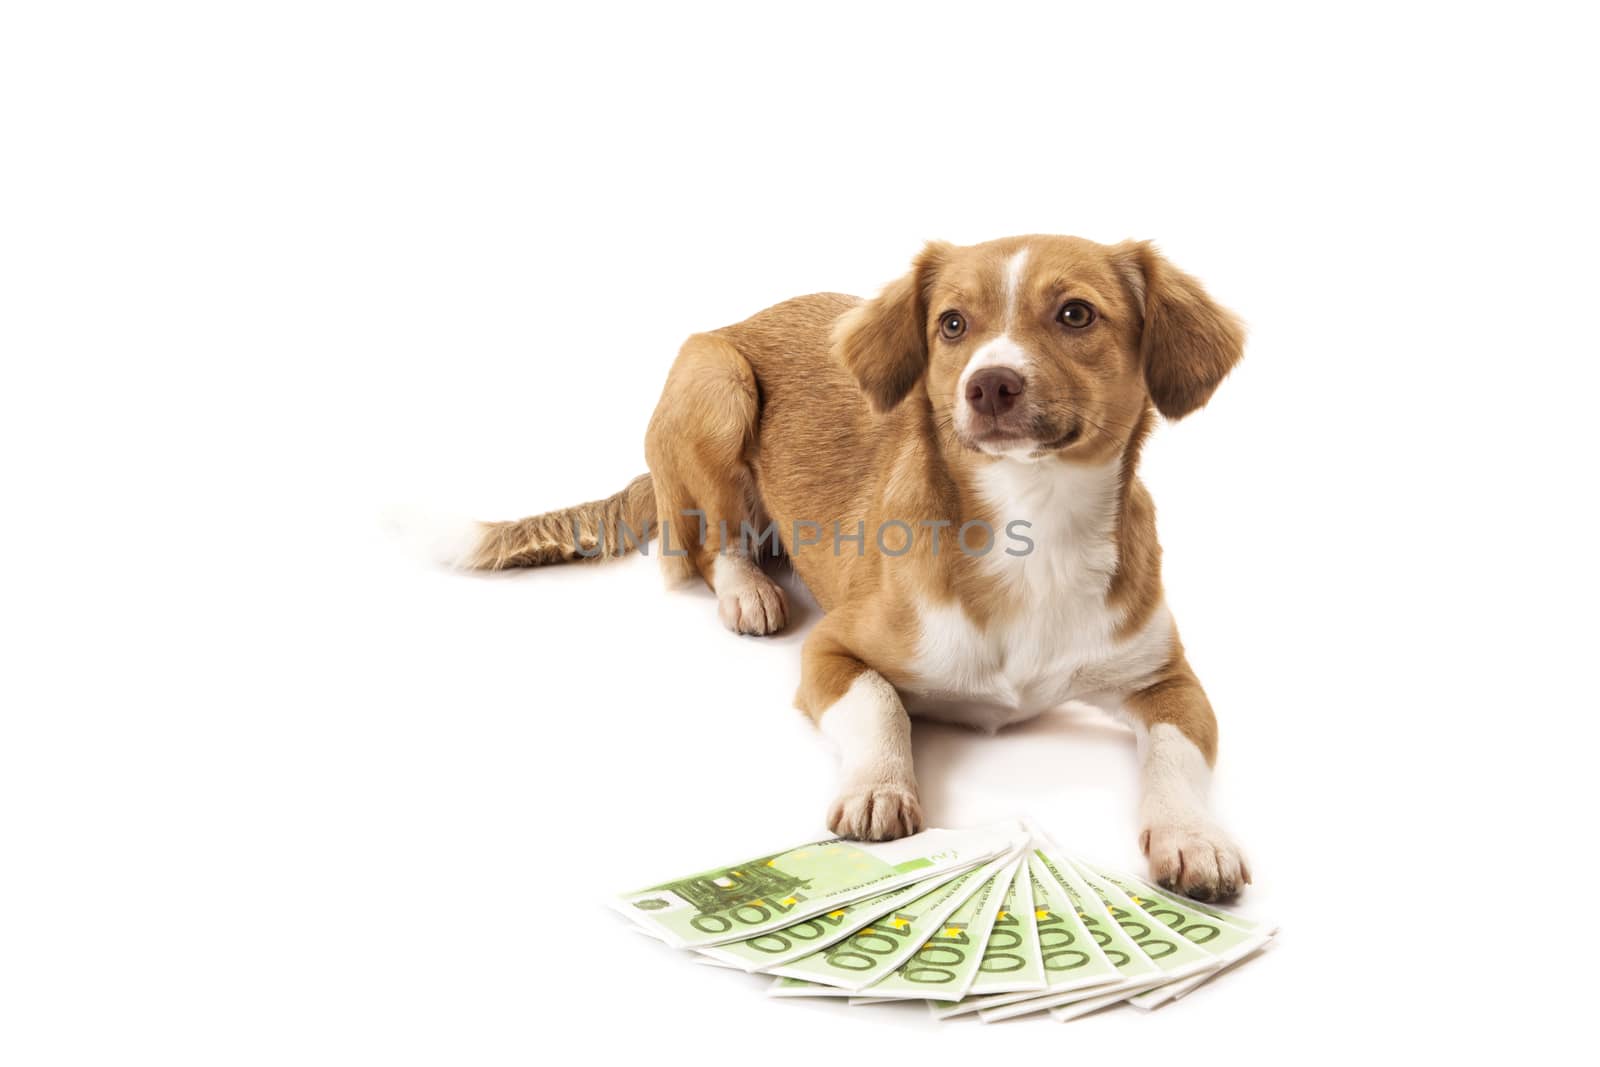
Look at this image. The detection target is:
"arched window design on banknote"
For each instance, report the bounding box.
[633,855,811,916]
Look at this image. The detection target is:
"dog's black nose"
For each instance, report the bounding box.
[966,367,1024,417]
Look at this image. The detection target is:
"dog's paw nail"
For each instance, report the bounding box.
[827,782,922,842]
[1142,822,1248,902]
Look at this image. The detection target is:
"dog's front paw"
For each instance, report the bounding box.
[1140,822,1251,902]
[827,781,923,841]
[714,564,788,635]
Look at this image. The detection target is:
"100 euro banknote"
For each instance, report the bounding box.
[857,856,1041,1006]
[1079,862,1276,1009]
[848,855,1022,1002]
[611,821,1273,1023]
[995,849,1215,1022]
[1087,863,1275,938]
[968,853,1134,1021]
[963,857,1046,996]
[613,823,1025,948]
[767,851,1018,991]
[694,876,944,971]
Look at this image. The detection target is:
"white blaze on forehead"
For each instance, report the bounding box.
[1002,246,1030,331]
[959,245,1035,390]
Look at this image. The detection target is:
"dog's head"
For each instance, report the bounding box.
[834,235,1244,461]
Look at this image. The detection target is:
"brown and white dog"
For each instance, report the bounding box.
[430,235,1249,901]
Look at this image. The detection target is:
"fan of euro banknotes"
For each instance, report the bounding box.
[611,819,1275,1022]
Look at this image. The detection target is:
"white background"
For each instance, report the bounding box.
[3,2,1596,1062]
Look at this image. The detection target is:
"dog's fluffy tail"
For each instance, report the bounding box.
[393,474,657,570]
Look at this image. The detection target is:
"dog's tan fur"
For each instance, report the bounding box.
[457,235,1250,900]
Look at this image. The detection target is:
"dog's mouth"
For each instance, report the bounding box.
[961,418,1082,457]
[1035,425,1083,451]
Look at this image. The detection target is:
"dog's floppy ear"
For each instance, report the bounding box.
[833,241,951,413]
[1114,241,1245,420]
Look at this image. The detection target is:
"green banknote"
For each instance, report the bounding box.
[972,853,1138,1021]
[989,850,1216,1021]
[849,856,1021,1002]
[965,857,1046,996]
[613,821,1273,1022]
[935,852,1122,1019]
[1046,882,1268,1025]
[925,860,1044,1017]
[613,824,1023,948]
[1074,862,1275,1010]
[769,852,1015,991]
[924,858,1045,1015]
[1071,860,1221,972]
[1087,863,1275,936]
[694,875,956,971]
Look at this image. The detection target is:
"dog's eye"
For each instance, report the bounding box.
[1058,301,1096,328]
[938,312,967,340]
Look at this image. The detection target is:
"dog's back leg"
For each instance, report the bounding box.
[645,332,788,635]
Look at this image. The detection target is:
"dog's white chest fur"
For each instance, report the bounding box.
[903,458,1173,730]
